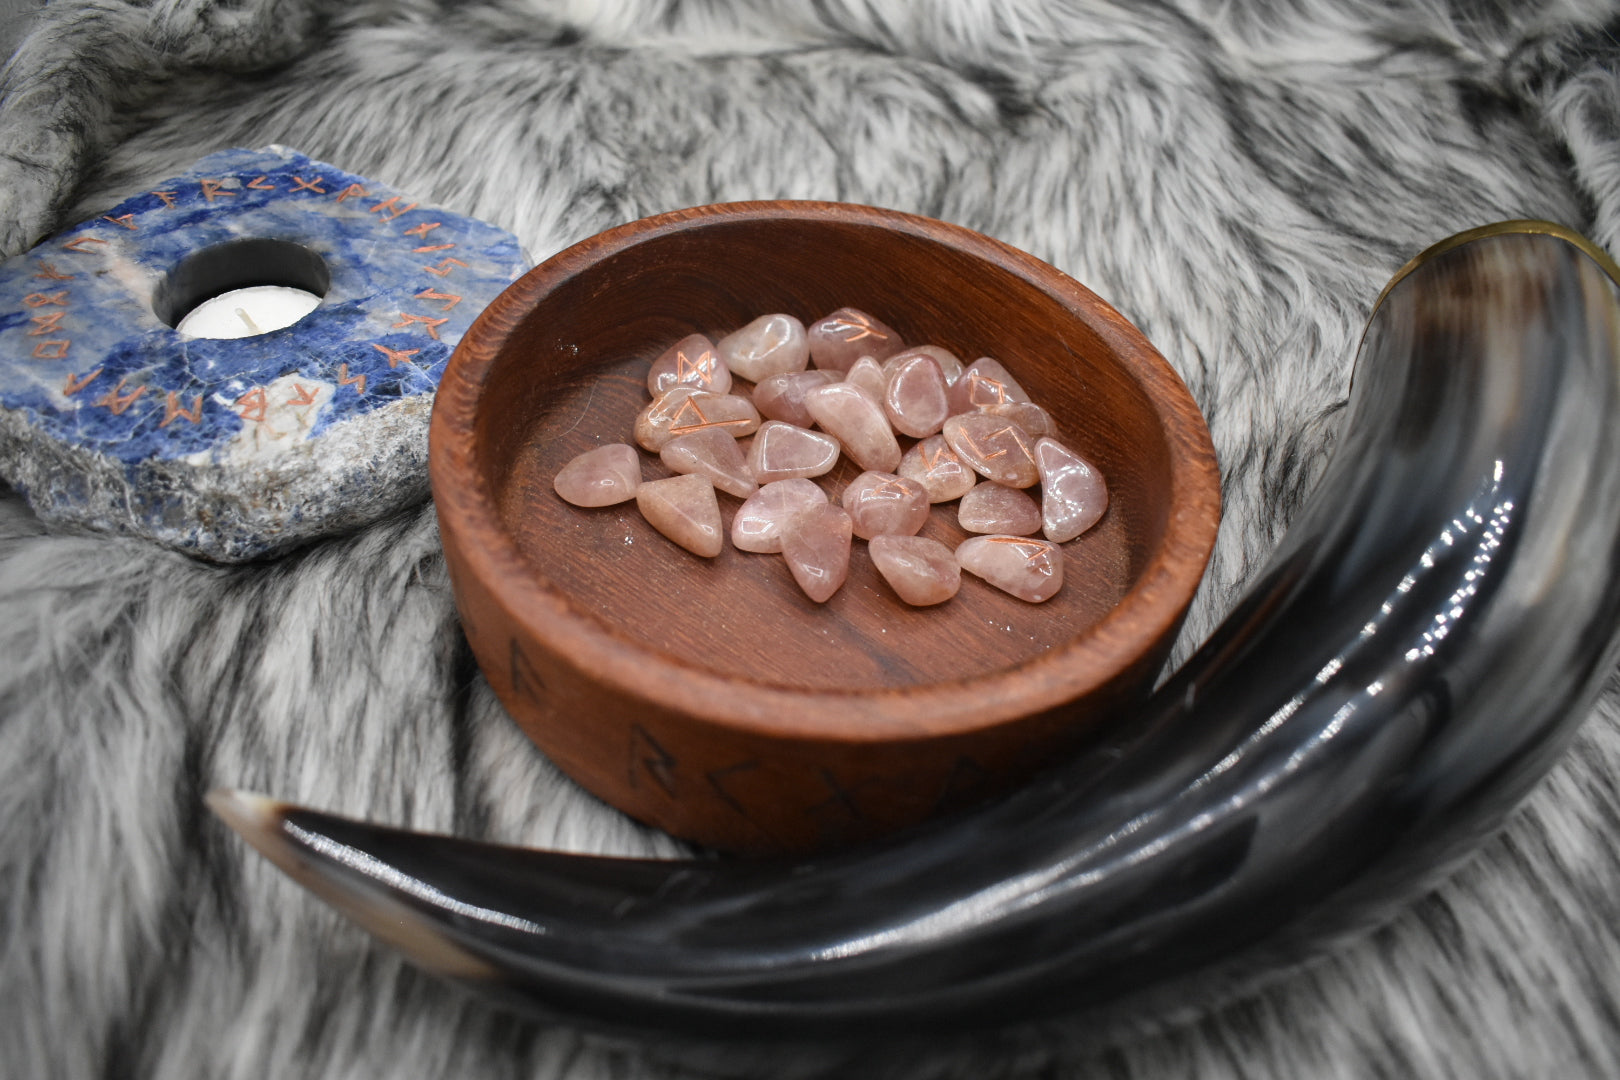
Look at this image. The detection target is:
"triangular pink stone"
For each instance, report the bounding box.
[731,479,828,553]
[647,333,731,396]
[660,426,758,498]
[747,421,841,482]
[869,535,960,606]
[781,504,853,603]
[636,474,724,557]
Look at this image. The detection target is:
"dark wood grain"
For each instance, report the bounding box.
[430,201,1221,853]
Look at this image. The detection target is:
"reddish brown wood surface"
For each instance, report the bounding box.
[430,201,1221,853]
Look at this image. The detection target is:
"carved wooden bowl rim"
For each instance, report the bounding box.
[430,200,1222,743]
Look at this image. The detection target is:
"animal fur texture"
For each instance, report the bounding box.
[2,0,1619,1076]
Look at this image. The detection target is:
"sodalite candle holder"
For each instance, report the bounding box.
[0,146,528,561]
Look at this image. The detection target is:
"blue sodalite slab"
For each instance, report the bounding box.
[0,145,528,561]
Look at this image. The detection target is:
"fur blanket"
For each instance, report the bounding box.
[3,2,1620,1076]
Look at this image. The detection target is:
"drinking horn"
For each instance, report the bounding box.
[211,221,1620,1040]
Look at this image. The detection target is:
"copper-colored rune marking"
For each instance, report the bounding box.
[392,312,448,339]
[822,311,888,342]
[1002,423,1034,460]
[247,175,276,190]
[236,387,268,423]
[63,237,106,254]
[334,183,368,203]
[95,377,147,415]
[288,383,319,407]
[24,291,68,308]
[402,221,441,238]
[160,391,203,427]
[956,428,1004,461]
[423,257,468,276]
[985,536,1056,574]
[665,396,749,434]
[101,214,137,231]
[63,369,102,396]
[369,196,419,223]
[415,287,462,311]
[967,373,1008,406]
[871,479,911,499]
[412,243,456,253]
[200,179,236,202]
[29,312,66,336]
[675,350,715,385]
[32,340,70,360]
[337,363,367,395]
[150,190,178,208]
[290,175,325,194]
[372,343,420,368]
[34,263,72,281]
[922,442,955,472]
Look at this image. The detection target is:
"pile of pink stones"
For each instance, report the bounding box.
[551,307,1107,605]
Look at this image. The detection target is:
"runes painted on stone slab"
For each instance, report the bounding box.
[0,146,528,561]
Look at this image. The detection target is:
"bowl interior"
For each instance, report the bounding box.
[472,210,1185,695]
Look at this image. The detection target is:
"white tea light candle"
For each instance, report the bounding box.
[175,285,322,339]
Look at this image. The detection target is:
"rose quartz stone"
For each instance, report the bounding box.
[981,400,1055,438]
[840,471,930,539]
[898,434,977,503]
[1036,436,1109,542]
[717,314,808,382]
[553,443,641,507]
[637,474,724,557]
[782,504,853,603]
[942,412,1039,487]
[869,535,961,606]
[660,426,757,498]
[747,420,841,482]
[845,357,888,403]
[882,351,949,438]
[636,388,760,451]
[752,369,840,428]
[804,382,901,473]
[882,345,962,386]
[731,479,828,553]
[956,534,1064,602]
[647,333,731,396]
[807,307,903,372]
[958,483,1041,535]
[947,356,1032,415]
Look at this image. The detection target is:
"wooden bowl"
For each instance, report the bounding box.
[429,201,1221,855]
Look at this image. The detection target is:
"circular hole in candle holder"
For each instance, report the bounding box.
[157,238,330,339]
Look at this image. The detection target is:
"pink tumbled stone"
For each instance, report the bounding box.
[882,352,949,438]
[981,400,1056,438]
[956,535,1064,602]
[947,356,1032,415]
[752,369,840,428]
[782,504,853,603]
[942,412,1039,488]
[804,382,901,473]
[845,357,888,403]
[660,426,758,498]
[958,483,1041,535]
[648,333,731,396]
[731,479,828,553]
[553,443,641,507]
[807,307,903,373]
[1036,436,1109,542]
[747,420,841,482]
[869,535,961,606]
[635,388,760,451]
[898,435,977,503]
[717,314,808,382]
[637,474,724,557]
[840,471,930,540]
[882,345,963,386]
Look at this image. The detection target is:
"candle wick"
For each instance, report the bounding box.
[234,307,261,334]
